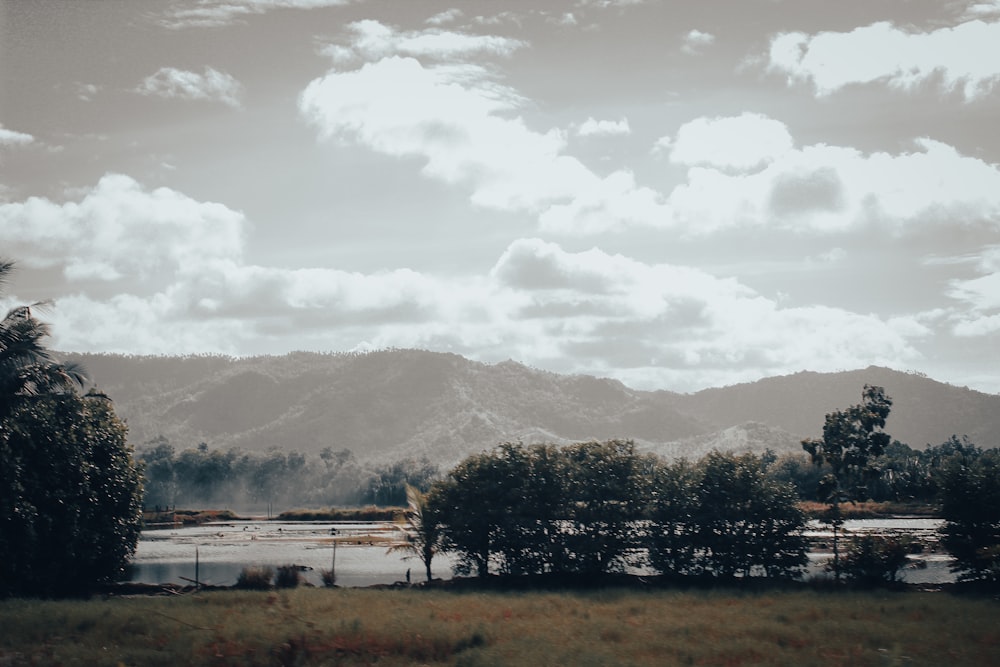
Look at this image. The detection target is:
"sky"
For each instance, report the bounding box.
[2,0,1000,395]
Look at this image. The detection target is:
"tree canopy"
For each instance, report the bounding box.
[0,260,142,597]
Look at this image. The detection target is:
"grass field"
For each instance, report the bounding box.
[0,586,997,666]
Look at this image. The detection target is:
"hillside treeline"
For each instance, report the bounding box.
[137,438,438,511]
[139,433,989,512]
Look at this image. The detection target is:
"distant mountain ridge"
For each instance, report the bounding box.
[62,350,1000,466]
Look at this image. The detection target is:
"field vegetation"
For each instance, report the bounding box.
[0,587,997,666]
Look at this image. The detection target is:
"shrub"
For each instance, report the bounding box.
[320,569,337,587]
[839,535,909,587]
[235,566,273,590]
[275,565,302,589]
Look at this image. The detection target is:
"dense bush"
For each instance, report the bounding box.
[0,392,143,597]
[938,446,1000,583]
[839,535,910,586]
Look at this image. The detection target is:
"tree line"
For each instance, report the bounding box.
[421,441,809,581]
[137,438,439,511]
[395,387,999,587]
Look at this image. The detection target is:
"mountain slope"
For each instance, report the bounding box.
[62,351,1000,465]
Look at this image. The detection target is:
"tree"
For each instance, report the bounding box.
[388,483,443,582]
[937,446,1000,584]
[557,440,650,575]
[0,260,87,421]
[432,448,506,577]
[0,391,143,596]
[802,385,892,581]
[689,452,808,580]
[0,260,142,597]
[647,458,699,577]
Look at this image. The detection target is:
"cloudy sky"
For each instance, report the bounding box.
[2,0,1000,394]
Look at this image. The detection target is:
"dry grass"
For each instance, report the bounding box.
[276,506,403,522]
[0,587,997,666]
[797,501,940,519]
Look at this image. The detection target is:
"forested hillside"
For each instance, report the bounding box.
[63,350,1000,466]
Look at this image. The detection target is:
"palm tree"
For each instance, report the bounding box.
[386,483,442,583]
[0,259,87,419]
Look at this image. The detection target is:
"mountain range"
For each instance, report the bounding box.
[62,349,1000,466]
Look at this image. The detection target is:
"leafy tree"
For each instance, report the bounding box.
[388,483,443,582]
[0,391,143,596]
[647,458,699,577]
[937,446,1000,583]
[802,385,892,581]
[689,452,808,580]
[557,440,650,575]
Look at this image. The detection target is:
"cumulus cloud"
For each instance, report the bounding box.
[301,40,666,233]
[681,29,715,55]
[137,67,244,107]
[0,173,926,390]
[661,115,1000,234]
[486,238,920,386]
[0,125,34,147]
[302,22,669,234]
[663,112,793,171]
[576,117,631,137]
[768,19,1000,100]
[0,173,246,282]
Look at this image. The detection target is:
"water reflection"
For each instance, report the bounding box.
[130,521,453,588]
[130,518,954,587]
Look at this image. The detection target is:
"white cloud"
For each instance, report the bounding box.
[681,29,715,55]
[76,83,100,102]
[576,116,631,137]
[324,19,527,64]
[485,238,920,387]
[0,125,34,147]
[137,67,244,107]
[301,45,666,233]
[0,173,246,282]
[947,245,1000,335]
[661,115,1000,234]
[161,0,352,29]
[665,112,793,171]
[964,1,1000,19]
[0,172,925,391]
[426,9,463,26]
[768,19,1000,100]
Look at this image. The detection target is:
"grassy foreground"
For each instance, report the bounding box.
[0,587,997,666]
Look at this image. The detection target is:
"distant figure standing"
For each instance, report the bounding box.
[405,568,411,584]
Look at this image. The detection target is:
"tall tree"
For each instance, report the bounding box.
[0,260,141,597]
[802,385,893,582]
[0,260,87,420]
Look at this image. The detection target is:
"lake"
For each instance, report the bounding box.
[128,518,954,587]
